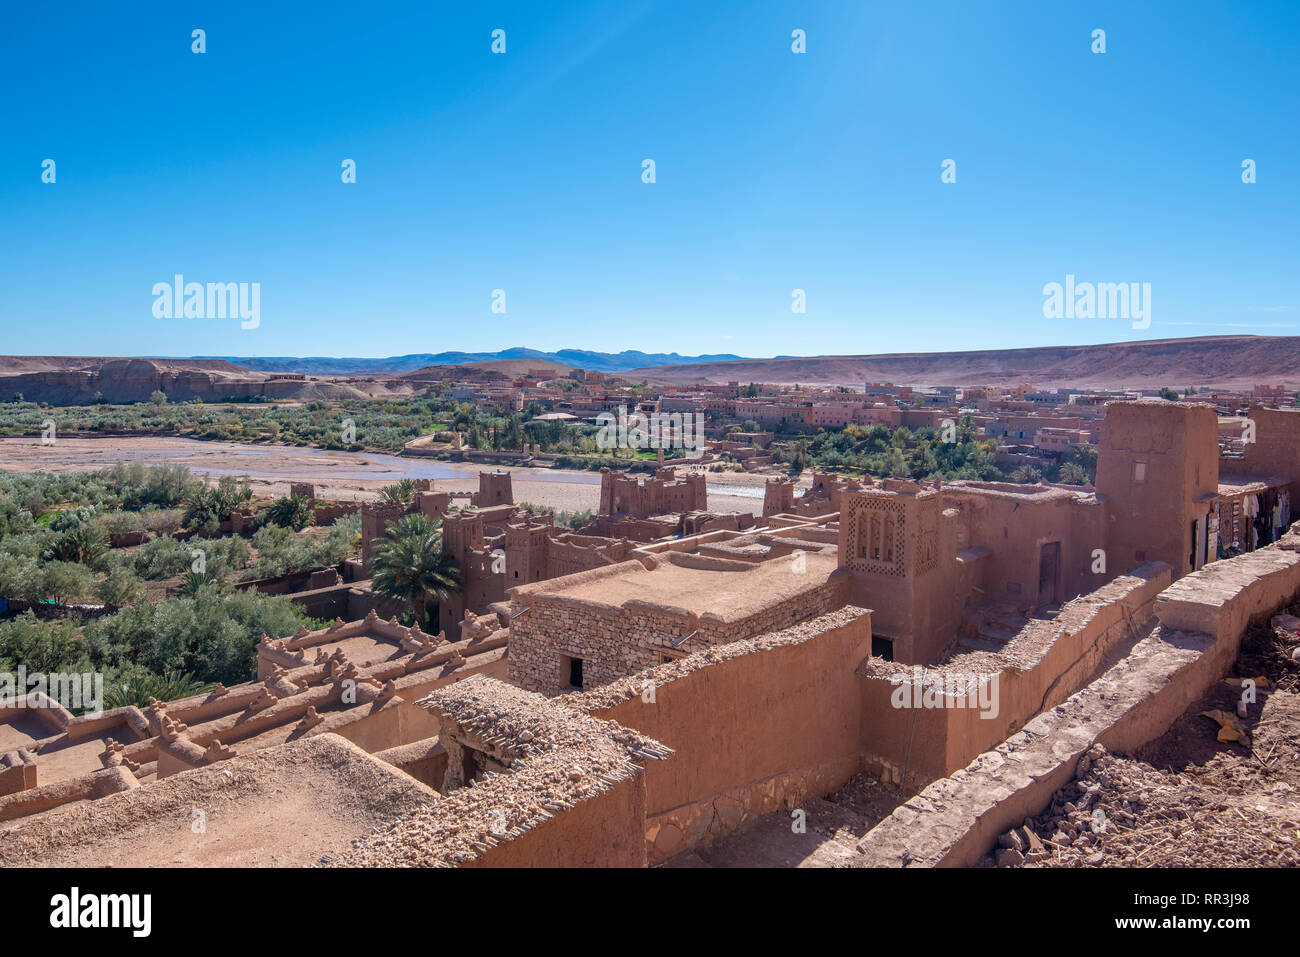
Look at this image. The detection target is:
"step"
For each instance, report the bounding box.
[956,634,1007,654]
[978,621,1018,643]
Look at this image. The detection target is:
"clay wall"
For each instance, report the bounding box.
[949,489,1108,608]
[1096,401,1219,577]
[465,773,648,868]
[475,471,514,507]
[572,607,871,862]
[0,765,138,823]
[0,749,37,797]
[599,468,706,518]
[1230,406,1300,498]
[360,501,408,570]
[372,737,448,791]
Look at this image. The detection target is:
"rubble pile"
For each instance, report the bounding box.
[992,740,1300,868]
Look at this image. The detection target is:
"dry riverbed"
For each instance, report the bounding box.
[0,436,805,516]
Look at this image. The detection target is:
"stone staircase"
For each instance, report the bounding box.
[957,604,1032,653]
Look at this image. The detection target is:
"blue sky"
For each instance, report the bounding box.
[1,0,1296,359]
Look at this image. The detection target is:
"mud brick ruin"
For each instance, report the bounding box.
[5,399,1300,867]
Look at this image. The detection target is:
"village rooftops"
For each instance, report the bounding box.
[508,550,839,622]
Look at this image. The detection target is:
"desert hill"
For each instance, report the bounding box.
[3,336,1297,405]
[629,336,1300,390]
[0,357,415,405]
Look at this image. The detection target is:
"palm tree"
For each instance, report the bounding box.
[179,569,224,597]
[266,494,314,530]
[379,479,420,506]
[369,513,461,631]
[105,671,210,710]
[43,522,108,567]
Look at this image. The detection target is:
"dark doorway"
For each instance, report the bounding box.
[567,655,584,689]
[460,748,479,785]
[1037,542,1061,608]
[872,636,894,661]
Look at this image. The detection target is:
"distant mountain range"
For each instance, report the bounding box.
[202,348,749,376]
[3,337,1296,406]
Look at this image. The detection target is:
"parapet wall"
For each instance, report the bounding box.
[0,764,139,823]
[857,563,1170,788]
[569,606,872,863]
[463,772,648,868]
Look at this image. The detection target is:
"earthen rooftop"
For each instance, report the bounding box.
[529,551,839,620]
[1216,473,1291,496]
[0,735,438,868]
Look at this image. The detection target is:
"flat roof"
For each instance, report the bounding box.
[1217,474,1291,496]
[529,552,840,621]
[0,735,436,868]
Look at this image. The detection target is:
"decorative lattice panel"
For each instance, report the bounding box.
[916,508,939,571]
[845,498,907,576]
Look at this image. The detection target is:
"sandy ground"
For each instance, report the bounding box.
[0,736,439,868]
[0,436,803,516]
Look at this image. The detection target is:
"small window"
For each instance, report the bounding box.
[1133,462,1147,483]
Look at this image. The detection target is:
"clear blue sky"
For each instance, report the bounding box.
[1,1,1296,359]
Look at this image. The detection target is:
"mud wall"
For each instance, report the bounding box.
[465,773,648,868]
[858,563,1170,788]
[573,607,871,862]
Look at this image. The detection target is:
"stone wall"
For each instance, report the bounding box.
[506,561,847,695]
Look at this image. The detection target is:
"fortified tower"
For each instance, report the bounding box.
[1095,400,1219,577]
[505,517,553,586]
[763,478,795,517]
[359,501,408,572]
[476,470,514,507]
[838,480,956,664]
